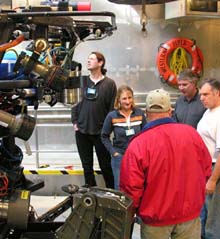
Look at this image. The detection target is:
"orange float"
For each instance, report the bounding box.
[156,37,203,87]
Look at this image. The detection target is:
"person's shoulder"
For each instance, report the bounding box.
[127,131,144,146]
[134,107,145,113]
[200,108,211,118]
[129,123,152,142]
[215,106,220,113]
[106,109,118,117]
[104,76,116,84]
[176,95,185,103]
[172,122,199,135]
[133,107,145,115]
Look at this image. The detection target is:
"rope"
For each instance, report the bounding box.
[170,47,189,75]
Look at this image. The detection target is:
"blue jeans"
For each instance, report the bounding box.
[205,180,220,239]
[200,203,208,238]
[111,154,123,190]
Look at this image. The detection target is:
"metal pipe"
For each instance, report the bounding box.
[34,110,40,168]
[0,110,36,141]
[6,11,117,31]
[0,79,31,89]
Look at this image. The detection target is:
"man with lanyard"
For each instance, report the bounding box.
[71,52,116,188]
[120,89,211,239]
[101,85,146,190]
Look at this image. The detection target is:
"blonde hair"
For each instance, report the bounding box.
[114,85,135,110]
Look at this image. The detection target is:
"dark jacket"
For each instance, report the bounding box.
[101,108,146,155]
[71,76,117,135]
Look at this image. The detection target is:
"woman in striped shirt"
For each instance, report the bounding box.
[101,85,146,189]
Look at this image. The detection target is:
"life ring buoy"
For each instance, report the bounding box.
[156,38,203,87]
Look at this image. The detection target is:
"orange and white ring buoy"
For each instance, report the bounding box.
[156,38,203,87]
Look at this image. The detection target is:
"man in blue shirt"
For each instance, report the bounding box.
[173,68,206,238]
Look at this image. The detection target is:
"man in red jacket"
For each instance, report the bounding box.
[120,89,212,239]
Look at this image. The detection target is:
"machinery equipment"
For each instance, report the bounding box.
[0,2,134,238]
[0,185,133,239]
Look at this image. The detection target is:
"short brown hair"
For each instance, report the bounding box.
[177,68,199,84]
[199,78,220,90]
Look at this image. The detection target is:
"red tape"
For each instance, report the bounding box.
[72,2,91,11]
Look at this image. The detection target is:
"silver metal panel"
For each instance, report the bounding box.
[15,0,220,194]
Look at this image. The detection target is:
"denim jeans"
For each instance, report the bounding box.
[205,180,220,239]
[200,203,208,238]
[111,153,123,190]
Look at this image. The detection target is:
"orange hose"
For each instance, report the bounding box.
[0,35,24,52]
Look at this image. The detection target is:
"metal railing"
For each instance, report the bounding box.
[19,92,180,167]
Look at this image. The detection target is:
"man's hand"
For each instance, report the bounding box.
[73,123,79,131]
[113,152,119,157]
[206,178,216,194]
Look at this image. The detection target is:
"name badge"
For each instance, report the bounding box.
[87,88,96,95]
[126,128,135,136]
